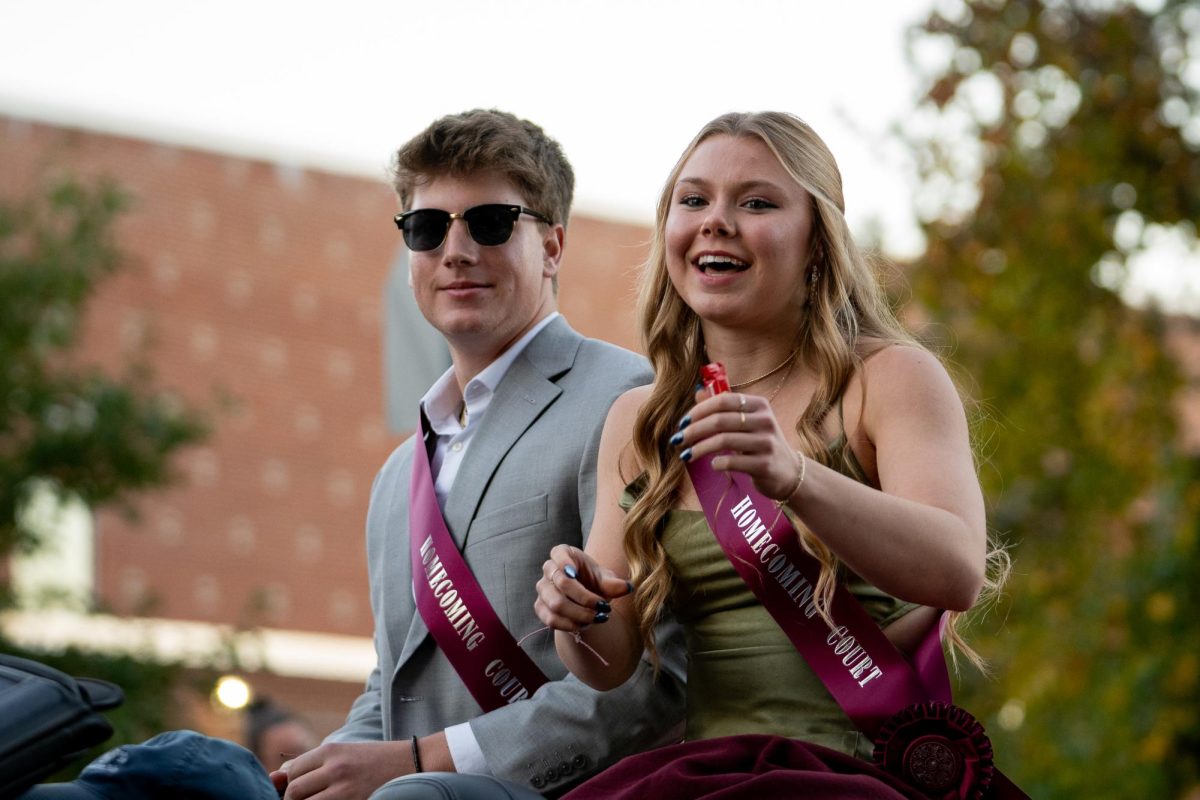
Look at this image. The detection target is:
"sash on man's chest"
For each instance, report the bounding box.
[408,415,548,712]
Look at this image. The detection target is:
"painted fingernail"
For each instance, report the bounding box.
[595,599,612,613]
[564,564,578,580]
[668,432,684,447]
[593,611,610,623]
[694,383,704,393]
[680,448,692,462]
[677,415,691,430]
[626,580,636,595]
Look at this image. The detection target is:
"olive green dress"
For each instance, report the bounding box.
[625,437,917,761]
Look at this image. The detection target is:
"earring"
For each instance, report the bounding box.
[808,264,819,298]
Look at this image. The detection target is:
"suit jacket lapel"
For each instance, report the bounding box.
[442,318,579,549]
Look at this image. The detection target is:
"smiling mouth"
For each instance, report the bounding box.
[695,254,751,274]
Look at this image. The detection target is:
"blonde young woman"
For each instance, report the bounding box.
[535,112,1005,799]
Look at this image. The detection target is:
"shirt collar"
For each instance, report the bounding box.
[420,312,560,436]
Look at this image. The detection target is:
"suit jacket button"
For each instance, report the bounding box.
[530,775,545,789]
[544,767,558,783]
[557,761,573,776]
[572,754,590,770]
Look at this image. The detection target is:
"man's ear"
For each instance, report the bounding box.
[542,224,565,278]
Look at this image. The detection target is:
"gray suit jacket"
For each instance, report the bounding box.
[328,317,685,795]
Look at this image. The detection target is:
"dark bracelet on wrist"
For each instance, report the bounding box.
[411,735,423,773]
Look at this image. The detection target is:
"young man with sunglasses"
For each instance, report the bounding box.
[274,110,685,800]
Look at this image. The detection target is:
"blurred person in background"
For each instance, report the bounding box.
[246,698,320,773]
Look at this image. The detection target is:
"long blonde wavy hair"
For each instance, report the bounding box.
[623,111,1007,671]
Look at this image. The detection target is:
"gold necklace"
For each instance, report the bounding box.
[765,352,798,403]
[729,346,802,390]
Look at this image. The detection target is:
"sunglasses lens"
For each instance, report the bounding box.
[402,210,450,251]
[464,205,518,246]
[400,205,531,250]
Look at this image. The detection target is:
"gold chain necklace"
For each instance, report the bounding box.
[765,351,798,403]
[729,346,802,390]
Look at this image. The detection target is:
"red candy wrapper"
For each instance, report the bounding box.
[700,363,730,396]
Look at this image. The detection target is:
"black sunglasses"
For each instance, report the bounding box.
[393,204,553,251]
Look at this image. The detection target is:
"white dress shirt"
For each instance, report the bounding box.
[416,312,559,775]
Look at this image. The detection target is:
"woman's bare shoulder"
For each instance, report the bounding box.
[841,341,959,434]
[859,343,955,395]
[590,384,659,507]
[851,342,967,448]
[607,383,655,428]
[599,384,655,458]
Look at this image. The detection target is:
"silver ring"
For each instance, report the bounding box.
[738,394,747,410]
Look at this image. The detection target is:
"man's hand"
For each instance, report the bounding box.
[272,734,453,799]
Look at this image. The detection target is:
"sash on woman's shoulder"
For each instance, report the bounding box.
[687,455,1027,800]
[408,414,548,712]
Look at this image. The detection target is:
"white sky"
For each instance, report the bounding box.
[1,0,1196,310]
[0,0,933,258]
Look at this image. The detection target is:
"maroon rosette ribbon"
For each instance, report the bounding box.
[873,701,995,800]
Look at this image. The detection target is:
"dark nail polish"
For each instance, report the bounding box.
[593,611,610,624]
[694,383,703,393]
[680,448,692,462]
[626,581,636,595]
[668,432,684,447]
[595,599,612,613]
[677,415,691,430]
[564,564,578,580]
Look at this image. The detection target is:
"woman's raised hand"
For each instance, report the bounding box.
[672,389,805,504]
[535,544,633,634]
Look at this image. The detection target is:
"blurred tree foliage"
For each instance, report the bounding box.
[0,175,210,773]
[0,175,208,566]
[904,0,1200,796]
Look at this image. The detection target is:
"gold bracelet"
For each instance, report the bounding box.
[774,452,806,509]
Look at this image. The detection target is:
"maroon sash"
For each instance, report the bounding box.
[408,417,548,712]
[688,456,1027,800]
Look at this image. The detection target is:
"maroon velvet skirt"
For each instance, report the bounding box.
[562,734,928,800]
